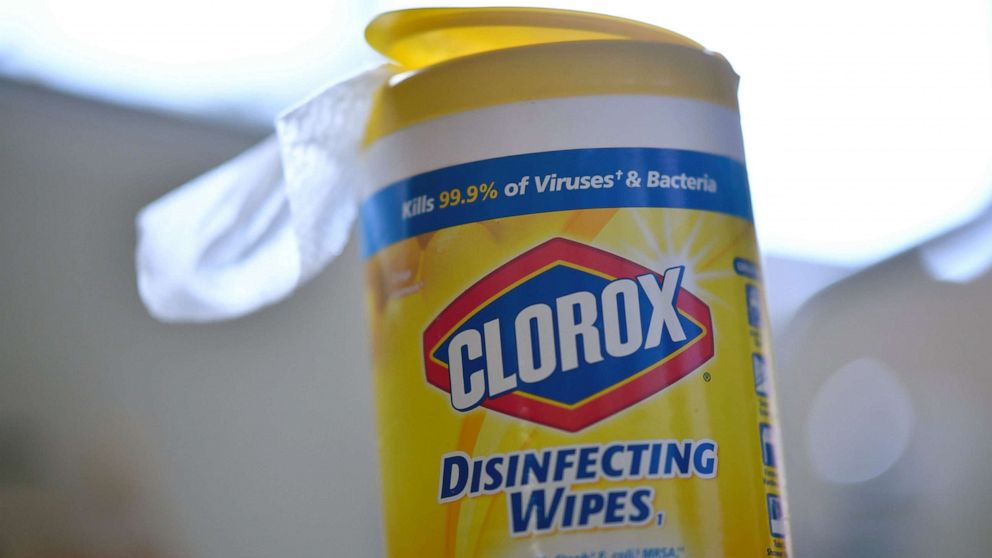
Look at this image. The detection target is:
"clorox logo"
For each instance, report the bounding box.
[423,238,714,432]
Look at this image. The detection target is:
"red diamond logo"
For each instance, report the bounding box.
[423,238,714,432]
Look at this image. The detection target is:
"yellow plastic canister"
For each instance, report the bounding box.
[360,8,790,557]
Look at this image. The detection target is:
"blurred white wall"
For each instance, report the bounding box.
[777,232,992,557]
[0,79,381,558]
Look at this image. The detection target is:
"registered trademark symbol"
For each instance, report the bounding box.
[703,372,712,382]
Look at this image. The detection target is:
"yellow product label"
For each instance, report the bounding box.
[362,147,788,557]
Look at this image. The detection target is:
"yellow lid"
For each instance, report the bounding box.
[366,7,704,70]
[364,8,737,144]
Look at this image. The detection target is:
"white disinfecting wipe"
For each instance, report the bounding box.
[135,66,394,322]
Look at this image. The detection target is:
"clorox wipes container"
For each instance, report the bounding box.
[361,8,790,557]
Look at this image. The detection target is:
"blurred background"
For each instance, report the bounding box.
[1,1,990,556]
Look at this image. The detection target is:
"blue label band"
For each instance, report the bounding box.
[360,147,752,257]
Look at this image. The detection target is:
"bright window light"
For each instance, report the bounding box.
[0,0,382,122]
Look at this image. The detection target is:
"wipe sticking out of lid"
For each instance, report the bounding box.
[136,67,391,321]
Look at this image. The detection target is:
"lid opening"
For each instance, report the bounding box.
[366,7,704,69]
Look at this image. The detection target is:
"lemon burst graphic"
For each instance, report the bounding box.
[614,209,751,311]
